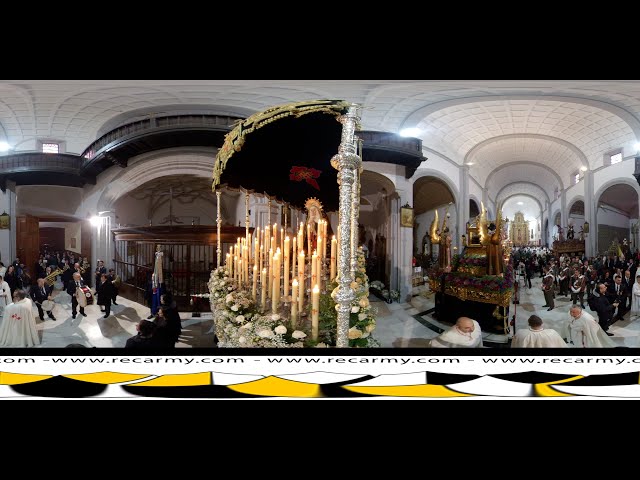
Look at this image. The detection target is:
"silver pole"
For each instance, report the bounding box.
[331,104,362,347]
[216,190,222,267]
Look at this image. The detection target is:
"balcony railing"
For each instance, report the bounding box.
[0,152,84,173]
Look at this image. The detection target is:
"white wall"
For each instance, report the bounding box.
[16,185,83,217]
[597,205,630,229]
[593,161,638,200]
[114,194,218,226]
[565,179,585,207]
[412,151,460,197]
[64,222,82,253]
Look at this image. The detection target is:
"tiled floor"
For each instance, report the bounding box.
[0,285,215,348]
[2,274,637,348]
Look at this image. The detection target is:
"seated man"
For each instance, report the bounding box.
[511,315,567,348]
[429,317,483,348]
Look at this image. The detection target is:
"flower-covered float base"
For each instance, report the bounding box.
[208,248,379,348]
[428,251,514,334]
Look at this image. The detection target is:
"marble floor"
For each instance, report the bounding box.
[0,286,215,348]
[372,274,640,348]
[2,274,638,348]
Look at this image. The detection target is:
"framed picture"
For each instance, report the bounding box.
[0,211,9,230]
[70,237,77,249]
[400,204,414,228]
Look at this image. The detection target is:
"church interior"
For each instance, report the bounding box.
[1,80,640,348]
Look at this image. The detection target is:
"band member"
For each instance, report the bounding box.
[621,269,633,311]
[108,268,121,305]
[94,260,107,289]
[542,267,555,311]
[570,270,587,309]
[96,273,114,318]
[66,272,87,319]
[31,277,57,321]
[558,263,570,296]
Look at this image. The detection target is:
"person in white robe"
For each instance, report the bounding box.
[0,275,11,317]
[568,305,616,348]
[0,289,40,347]
[429,317,483,348]
[631,275,640,321]
[511,315,567,348]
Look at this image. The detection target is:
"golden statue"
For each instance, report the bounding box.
[486,209,504,276]
[430,207,452,270]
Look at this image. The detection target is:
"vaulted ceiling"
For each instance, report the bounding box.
[2,80,640,206]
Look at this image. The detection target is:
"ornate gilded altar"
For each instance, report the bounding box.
[509,211,530,246]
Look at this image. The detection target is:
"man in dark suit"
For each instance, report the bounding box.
[94,260,107,289]
[31,277,56,321]
[96,273,114,318]
[594,283,618,335]
[66,272,87,319]
[607,276,627,321]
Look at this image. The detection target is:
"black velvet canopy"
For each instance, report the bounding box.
[212,100,352,212]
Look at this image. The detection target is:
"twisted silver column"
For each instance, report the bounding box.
[331,104,362,347]
[216,190,222,267]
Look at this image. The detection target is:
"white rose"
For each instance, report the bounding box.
[271,314,281,321]
[358,313,367,321]
[359,297,369,308]
[315,342,328,348]
[227,286,234,291]
[351,306,360,313]
[231,305,239,312]
[292,330,307,340]
[361,332,370,339]
[225,294,233,303]
[238,336,246,344]
[365,323,376,333]
[257,329,274,338]
[235,315,245,323]
[274,325,287,335]
[348,327,363,339]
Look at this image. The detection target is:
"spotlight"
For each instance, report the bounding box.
[90,216,101,227]
[399,128,421,137]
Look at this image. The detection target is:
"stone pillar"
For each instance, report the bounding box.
[91,212,116,280]
[0,181,17,265]
[583,170,595,257]
[561,189,567,234]
[458,166,469,251]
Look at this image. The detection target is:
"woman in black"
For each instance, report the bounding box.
[154,306,181,348]
[4,265,20,298]
[125,320,157,349]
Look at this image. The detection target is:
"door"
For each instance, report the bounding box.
[16,214,40,276]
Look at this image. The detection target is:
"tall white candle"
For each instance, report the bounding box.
[298,250,305,312]
[291,278,299,328]
[330,235,337,282]
[284,236,290,298]
[311,284,320,341]
[311,251,318,292]
[261,267,267,312]
[252,265,257,301]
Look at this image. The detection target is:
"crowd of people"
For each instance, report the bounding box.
[0,248,182,348]
[428,245,640,348]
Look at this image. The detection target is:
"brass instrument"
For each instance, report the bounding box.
[44,264,69,287]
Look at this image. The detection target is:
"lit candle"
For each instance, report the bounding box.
[273,223,278,249]
[297,226,304,261]
[265,225,270,253]
[284,236,290,298]
[261,267,267,311]
[259,244,264,274]
[330,235,337,282]
[311,284,320,341]
[317,232,323,265]
[268,249,273,300]
[311,251,318,291]
[298,250,305,312]
[291,236,297,286]
[254,235,259,268]
[252,265,257,301]
[272,250,281,313]
[291,278,299,328]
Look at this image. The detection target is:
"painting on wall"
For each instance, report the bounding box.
[70,237,77,249]
[0,211,9,230]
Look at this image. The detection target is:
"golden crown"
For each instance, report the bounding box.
[304,197,323,213]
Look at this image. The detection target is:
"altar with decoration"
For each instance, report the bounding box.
[203,100,377,348]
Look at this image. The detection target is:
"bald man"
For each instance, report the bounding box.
[429,317,483,348]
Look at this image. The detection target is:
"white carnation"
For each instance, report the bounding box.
[274,325,287,335]
[351,306,360,313]
[238,336,246,344]
[292,330,307,340]
[348,326,363,339]
[231,305,239,312]
[257,329,274,338]
[358,313,367,321]
[235,315,245,323]
[225,294,233,303]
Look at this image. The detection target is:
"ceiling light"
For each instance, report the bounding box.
[634,142,640,153]
[0,141,10,152]
[517,201,524,205]
[89,216,102,227]
[399,128,421,137]
[580,166,588,172]
[465,162,475,166]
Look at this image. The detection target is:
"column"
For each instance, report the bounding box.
[0,181,17,264]
[560,189,567,234]
[91,212,116,278]
[390,186,413,302]
[583,170,595,257]
[458,165,469,251]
